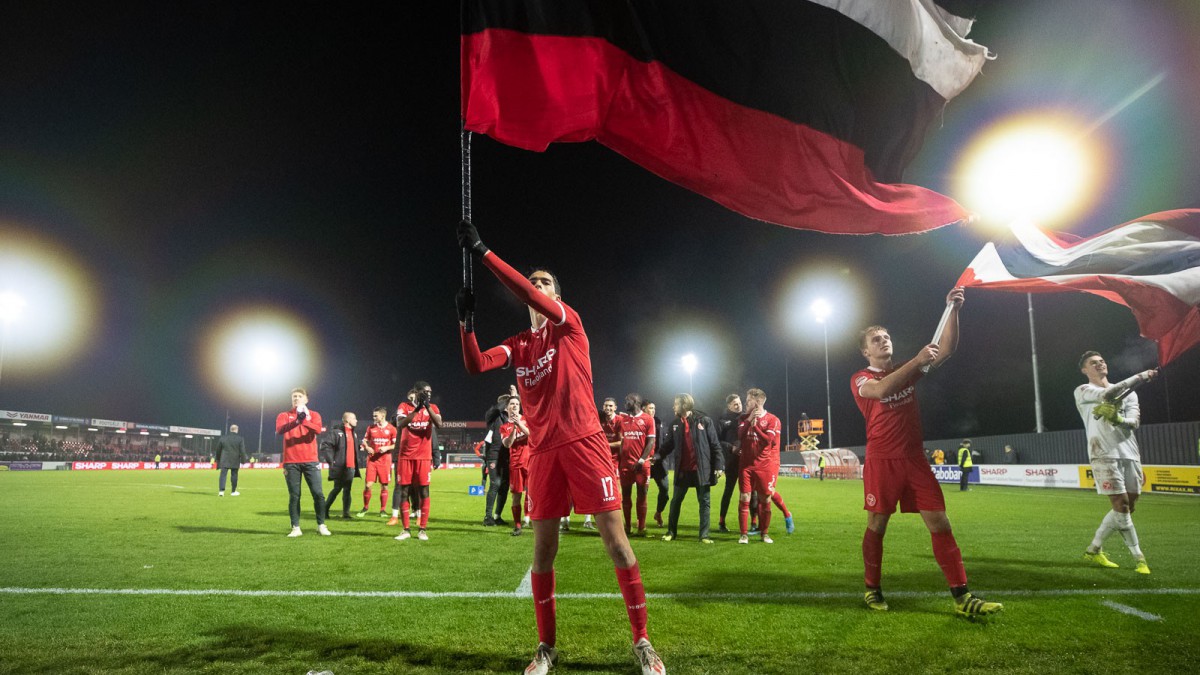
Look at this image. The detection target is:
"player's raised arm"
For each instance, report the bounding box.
[457,220,565,324]
[930,287,964,368]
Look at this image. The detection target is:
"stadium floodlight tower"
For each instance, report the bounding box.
[681,353,698,394]
[811,298,833,448]
[0,290,27,389]
[253,346,279,455]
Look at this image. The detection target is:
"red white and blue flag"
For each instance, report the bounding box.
[461,1,992,235]
[958,210,1200,365]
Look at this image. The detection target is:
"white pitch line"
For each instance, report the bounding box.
[1,586,1197,601]
[515,566,533,597]
[1101,600,1163,621]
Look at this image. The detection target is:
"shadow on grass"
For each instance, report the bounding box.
[38,623,624,673]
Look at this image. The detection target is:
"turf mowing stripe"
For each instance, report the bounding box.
[2,587,1197,600]
[1100,600,1163,621]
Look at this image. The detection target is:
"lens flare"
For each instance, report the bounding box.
[955,113,1105,226]
[0,224,98,372]
[200,306,320,407]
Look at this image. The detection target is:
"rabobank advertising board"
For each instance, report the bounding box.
[930,465,979,484]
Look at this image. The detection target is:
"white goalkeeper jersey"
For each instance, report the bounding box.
[1074,383,1141,461]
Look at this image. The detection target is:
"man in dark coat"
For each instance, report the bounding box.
[215,424,248,496]
[657,394,726,543]
[484,390,514,525]
[319,412,364,519]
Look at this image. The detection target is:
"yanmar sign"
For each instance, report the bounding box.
[2,410,52,423]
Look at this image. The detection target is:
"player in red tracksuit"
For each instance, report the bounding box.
[852,287,1001,618]
[614,393,656,537]
[736,388,792,544]
[456,221,665,675]
[275,387,329,538]
[500,395,531,536]
[394,381,442,542]
[359,407,396,518]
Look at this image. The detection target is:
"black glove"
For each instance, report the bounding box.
[456,287,475,323]
[457,220,489,257]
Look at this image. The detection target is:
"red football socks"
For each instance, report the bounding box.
[771,492,791,518]
[636,486,647,531]
[863,527,884,588]
[380,487,388,512]
[363,488,372,511]
[511,495,522,525]
[531,570,556,647]
[614,563,649,643]
[931,531,968,588]
[738,500,750,535]
[758,499,772,535]
[419,497,430,528]
[401,499,410,529]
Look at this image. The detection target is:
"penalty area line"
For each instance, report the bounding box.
[1100,600,1163,621]
[1,587,1197,601]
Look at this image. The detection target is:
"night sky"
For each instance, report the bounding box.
[2,1,1198,448]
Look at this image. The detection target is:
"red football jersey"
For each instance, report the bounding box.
[501,302,603,453]
[738,411,781,472]
[615,412,656,466]
[602,415,620,443]
[499,419,530,470]
[276,409,323,464]
[851,366,925,460]
[396,401,440,460]
[363,422,397,458]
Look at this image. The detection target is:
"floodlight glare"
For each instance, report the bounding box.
[811,299,832,323]
[681,353,698,374]
[201,306,319,407]
[253,346,279,376]
[955,114,1101,226]
[0,291,26,325]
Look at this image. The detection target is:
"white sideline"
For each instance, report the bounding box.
[515,566,533,596]
[1,586,1197,601]
[1101,600,1163,621]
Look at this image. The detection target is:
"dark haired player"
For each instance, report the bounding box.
[614,393,656,537]
[457,221,665,675]
[851,288,1001,617]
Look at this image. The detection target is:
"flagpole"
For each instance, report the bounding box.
[1028,293,1045,433]
[461,122,474,332]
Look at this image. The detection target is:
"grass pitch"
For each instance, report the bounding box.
[1,467,1198,674]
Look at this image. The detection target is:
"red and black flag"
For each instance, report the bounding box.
[461,1,992,235]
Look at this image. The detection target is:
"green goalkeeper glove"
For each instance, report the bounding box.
[1092,401,1124,426]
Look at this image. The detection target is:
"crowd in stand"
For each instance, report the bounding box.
[0,434,208,463]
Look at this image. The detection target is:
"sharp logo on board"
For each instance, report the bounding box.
[1026,468,1058,476]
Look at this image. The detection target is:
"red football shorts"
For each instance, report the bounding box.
[862,454,946,514]
[619,461,650,488]
[525,432,621,520]
[510,466,528,494]
[364,456,392,485]
[397,458,431,487]
[739,467,777,496]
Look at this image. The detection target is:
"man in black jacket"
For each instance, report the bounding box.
[715,394,751,533]
[484,388,516,525]
[645,402,670,526]
[657,394,725,543]
[215,424,248,497]
[319,412,364,520]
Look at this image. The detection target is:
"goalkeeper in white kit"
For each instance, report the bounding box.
[1074,351,1158,574]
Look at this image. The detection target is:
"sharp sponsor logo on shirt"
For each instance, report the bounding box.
[879,384,916,407]
[516,348,557,388]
